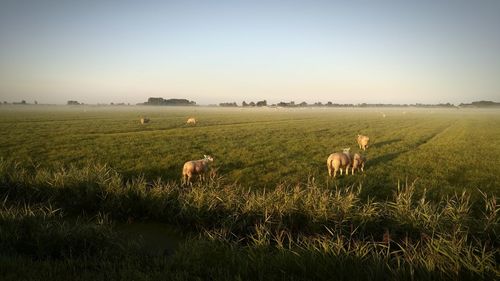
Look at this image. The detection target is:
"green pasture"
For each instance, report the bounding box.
[1,105,499,198]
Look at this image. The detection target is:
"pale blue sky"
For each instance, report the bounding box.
[0,0,499,104]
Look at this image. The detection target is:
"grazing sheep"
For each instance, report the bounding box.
[182,155,214,185]
[351,153,366,175]
[186,117,196,125]
[140,117,150,124]
[327,148,352,178]
[357,135,370,150]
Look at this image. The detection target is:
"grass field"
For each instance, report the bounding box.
[1,105,499,196]
[1,105,499,280]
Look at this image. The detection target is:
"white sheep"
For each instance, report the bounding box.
[182,155,214,185]
[186,117,196,125]
[357,134,370,150]
[327,148,352,178]
[351,153,366,175]
[140,117,150,124]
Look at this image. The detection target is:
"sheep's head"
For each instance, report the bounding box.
[204,155,214,162]
[343,148,351,153]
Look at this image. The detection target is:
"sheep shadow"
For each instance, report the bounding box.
[368,150,407,167]
[217,160,245,175]
[374,138,402,148]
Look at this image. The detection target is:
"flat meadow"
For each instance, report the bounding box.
[0,105,499,280]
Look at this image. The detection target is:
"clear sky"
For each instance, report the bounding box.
[1,0,499,105]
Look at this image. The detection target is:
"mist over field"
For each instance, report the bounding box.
[1,105,499,197]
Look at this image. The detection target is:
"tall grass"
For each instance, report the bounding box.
[0,200,133,259]
[0,159,498,279]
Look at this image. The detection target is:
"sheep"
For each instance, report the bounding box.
[357,135,370,150]
[327,148,352,178]
[351,153,366,175]
[140,117,150,124]
[182,155,214,185]
[186,117,196,125]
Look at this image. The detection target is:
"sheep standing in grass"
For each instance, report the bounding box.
[327,148,352,178]
[182,155,214,185]
[186,117,196,125]
[351,153,366,175]
[357,135,370,150]
[140,117,150,124]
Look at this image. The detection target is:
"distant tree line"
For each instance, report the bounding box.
[2,98,497,108]
[219,102,238,107]
[1,100,38,105]
[214,100,500,108]
[140,97,196,106]
[242,100,267,107]
[458,101,500,108]
[272,101,459,108]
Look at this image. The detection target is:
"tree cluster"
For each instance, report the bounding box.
[241,100,267,107]
[459,101,500,108]
[219,102,238,107]
[142,97,196,106]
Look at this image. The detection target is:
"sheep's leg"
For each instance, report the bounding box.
[333,169,337,178]
[189,173,193,183]
[351,167,355,175]
[328,165,332,177]
[340,168,343,175]
[345,166,349,176]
